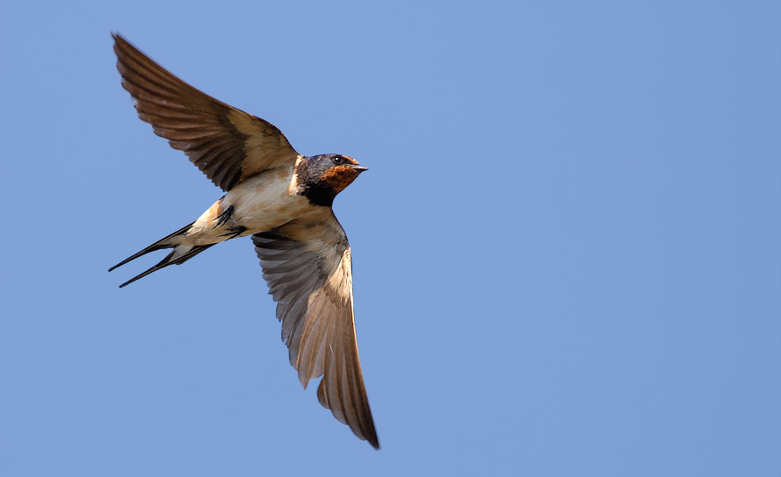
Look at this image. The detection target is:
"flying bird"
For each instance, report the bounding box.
[109,33,379,449]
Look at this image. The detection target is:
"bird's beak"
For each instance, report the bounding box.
[352,165,368,173]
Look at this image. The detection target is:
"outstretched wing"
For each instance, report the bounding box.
[252,210,379,449]
[112,33,299,191]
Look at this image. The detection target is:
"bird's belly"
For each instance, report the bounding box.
[186,170,308,244]
[232,192,311,232]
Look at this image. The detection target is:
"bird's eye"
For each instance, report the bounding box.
[332,156,344,165]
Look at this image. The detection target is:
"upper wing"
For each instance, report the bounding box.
[252,211,379,449]
[112,33,299,191]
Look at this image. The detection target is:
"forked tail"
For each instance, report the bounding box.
[108,222,215,288]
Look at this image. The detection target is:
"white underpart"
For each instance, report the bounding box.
[181,161,311,246]
[169,244,194,261]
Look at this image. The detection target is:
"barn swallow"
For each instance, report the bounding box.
[109,34,378,449]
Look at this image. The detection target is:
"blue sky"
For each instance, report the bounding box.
[1,1,779,476]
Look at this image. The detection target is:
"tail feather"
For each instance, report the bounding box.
[117,249,177,288]
[110,222,215,287]
[109,222,194,272]
[108,243,169,273]
[117,244,215,288]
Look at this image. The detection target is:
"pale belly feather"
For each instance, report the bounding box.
[183,167,310,245]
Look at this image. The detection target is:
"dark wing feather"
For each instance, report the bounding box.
[252,211,379,449]
[112,33,299,191]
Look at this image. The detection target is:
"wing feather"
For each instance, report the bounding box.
[252,211,379,449]
[112,33,299,191]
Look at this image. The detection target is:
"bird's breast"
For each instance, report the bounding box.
[186,167,315,245]
[224,168,311,232]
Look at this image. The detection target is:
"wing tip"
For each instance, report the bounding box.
[367,431,381,450]
[111,31,126,50]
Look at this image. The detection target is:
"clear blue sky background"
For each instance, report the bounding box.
[1,1,779,476]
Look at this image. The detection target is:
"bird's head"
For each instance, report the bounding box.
[298,154,368,206]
